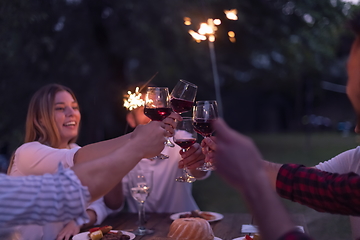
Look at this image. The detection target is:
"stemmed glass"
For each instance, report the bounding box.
[174,117,197,183]
[144,87,173,159]
[129,170,154,235]
[170,79,198,114]
[193,100,218,171]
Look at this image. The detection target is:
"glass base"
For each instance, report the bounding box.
[133,228,154,236]
[175,175,196,183]
[165,139,175,147]
[149,153,169,160]
[196,162,216,171]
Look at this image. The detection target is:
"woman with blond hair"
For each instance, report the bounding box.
[7,83,134,240]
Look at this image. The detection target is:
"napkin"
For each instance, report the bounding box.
[241,224,305,233]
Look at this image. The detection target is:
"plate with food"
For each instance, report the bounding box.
[170,210,224,222]
[72,225,135,240]
[233,234,261,240]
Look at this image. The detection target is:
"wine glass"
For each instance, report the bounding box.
[144,87,172,159]
[170,79,198,114]
[174,117,197,183]
[129,170,154,235]
[193,100,218,171]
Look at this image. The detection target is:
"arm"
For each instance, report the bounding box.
[0,119,176,228]
[74,112,180,211]
[277,163,360,215]
[213,119,311,240]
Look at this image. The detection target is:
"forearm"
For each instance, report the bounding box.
[277,164,360,215]
[262,160,282,189]
[72,142,143,202]
[103,182,123,210]
[241,170,296,240]
[81,210,97,229]
[74,133,131,164]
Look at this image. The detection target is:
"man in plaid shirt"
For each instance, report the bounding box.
[203,13,360,240]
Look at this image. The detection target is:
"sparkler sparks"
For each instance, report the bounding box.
[184,9,239,118]
[123,87,145,111]
[224,9,238,20]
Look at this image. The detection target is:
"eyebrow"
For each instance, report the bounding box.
[54,101,78,105]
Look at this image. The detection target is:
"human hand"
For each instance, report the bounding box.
[130,121,169,158]
[200,136,217,163]
[178,143,205,169]
[56,220,80,240]
[163,112,182,136]
[213,119,264,189]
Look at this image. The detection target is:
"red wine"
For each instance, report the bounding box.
[171,98,194,113]
[144,107,172,121]
[174,138,196,149]
[193,119,215,137]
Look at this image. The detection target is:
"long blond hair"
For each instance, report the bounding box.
[7,84,80,173]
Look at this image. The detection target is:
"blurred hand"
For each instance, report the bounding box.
[56,220,80,240]
[201,136,217,163]
[213,119,264,189]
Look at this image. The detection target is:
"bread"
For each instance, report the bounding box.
[89,229,103,240]
[168,217,214,240]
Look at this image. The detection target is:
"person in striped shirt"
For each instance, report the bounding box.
[0,114,177,235]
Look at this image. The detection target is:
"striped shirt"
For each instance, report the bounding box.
[0,165,90,228]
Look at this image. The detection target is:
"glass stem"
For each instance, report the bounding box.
[138,202,146,231]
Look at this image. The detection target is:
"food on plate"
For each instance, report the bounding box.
[168,217,214,240]
[88,226,130,240]
[89,229,103,240]
[179,210,216,221]
[245,234,261,240]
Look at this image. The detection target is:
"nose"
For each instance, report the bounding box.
[64,106,75,116]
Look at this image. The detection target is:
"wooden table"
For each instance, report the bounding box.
[95,212,308,240]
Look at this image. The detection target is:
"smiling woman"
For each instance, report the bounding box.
[6,84,123,240]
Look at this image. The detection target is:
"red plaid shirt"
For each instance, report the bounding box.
[277,164,360,215]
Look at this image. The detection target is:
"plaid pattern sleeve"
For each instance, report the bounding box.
[278,230,314,240]
[277,164,360,215]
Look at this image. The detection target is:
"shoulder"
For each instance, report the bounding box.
[16,141,49,153]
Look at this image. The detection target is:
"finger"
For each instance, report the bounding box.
[164,124,175,136]
[178,160,185,169]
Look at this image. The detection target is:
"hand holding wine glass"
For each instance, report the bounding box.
[193,100,218,171]
[144,87,172,159]
[129,170,153,235]
[174,117,197,183]
[170,79,198,114]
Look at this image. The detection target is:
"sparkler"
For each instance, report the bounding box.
[123,87,145,111]
[186,9,238,118]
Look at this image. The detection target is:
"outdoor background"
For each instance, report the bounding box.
[1,0,360,239]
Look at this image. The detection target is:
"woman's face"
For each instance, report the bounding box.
[53,91,81,147]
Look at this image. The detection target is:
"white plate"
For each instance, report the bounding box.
[214,237,222,240]
[232,237,246,240]
[72,230,135,240]
[170,211,224,222]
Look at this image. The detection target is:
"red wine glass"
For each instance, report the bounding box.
[144,87,172,160]
[193,100,218,171]
[174,117,197,183]
[170,79,198,114]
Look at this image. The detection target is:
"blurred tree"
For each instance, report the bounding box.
[0,0,356,153]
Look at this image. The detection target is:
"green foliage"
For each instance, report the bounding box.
[0,0,358,151]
